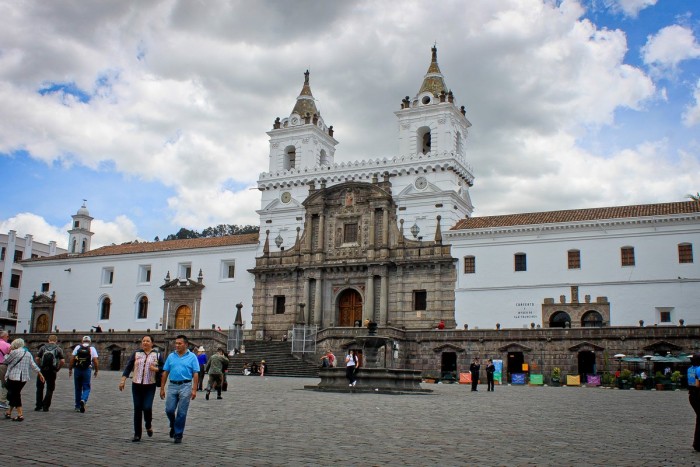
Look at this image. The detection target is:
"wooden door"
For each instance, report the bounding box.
[175,305,192,329]
[338,289,363,327]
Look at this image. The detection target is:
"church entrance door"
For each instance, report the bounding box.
[338,289,363,327]
[175,305,192,329]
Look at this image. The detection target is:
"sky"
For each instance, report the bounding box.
[1,0,699,249]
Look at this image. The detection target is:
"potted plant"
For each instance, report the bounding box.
[633,375,644,390]
[654,371,665,391]
[619,369,633,389]
[670,370,682,390]
[601,372,615,388]
[550,367,561,387]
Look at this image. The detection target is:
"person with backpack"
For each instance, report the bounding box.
[68,335,99,413]
[34,334,65,412]
[688,353,700,452]
[119,334,164,442]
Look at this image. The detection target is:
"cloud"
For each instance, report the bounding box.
[641,25,700,71]
[683,79,700,127]
[610,0,657,18]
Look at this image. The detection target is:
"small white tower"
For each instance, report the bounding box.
[68,201,94,254]
[267,70,338,172]
[396,46,471,159]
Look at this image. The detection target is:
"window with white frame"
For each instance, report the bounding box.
[221,260,236,280]
[656,307,673,324]
[102,267,114,286]
[138,265,152,284]
[178,263,192,280]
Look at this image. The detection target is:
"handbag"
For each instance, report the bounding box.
[154,352,164,387]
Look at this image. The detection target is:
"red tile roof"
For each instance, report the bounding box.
[24,233,260,262]
[451,201,700,230]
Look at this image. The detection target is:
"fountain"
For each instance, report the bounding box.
[308,325,432,394]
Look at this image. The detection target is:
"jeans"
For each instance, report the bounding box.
[36,370,57,409]
[132,383,156,438]
[165,382,192,438]
[73,367,92,408]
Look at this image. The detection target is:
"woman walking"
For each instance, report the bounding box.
[4,338,44,422]
[119,335,164,442]
[345,349,358,387]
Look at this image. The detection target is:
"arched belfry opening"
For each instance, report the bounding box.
[284,145,296,170]
[418,127,432,154]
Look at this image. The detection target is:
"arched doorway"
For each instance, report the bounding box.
[174,305,192,329]
[581,310,603,327]
[338,289,363,327]
[549,311,571,328]
[35,314,50,333]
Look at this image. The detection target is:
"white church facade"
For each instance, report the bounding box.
[15,47,700,336]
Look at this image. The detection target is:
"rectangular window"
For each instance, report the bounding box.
[7,299,17,314]
[102,267,114,285]
[659,311,671,323]
[10,273,20,288]
[413,290,427,311]
[74,220,79,228]
[0,247,5,260]
[178,263,192,280]
[41,282,50,293]
[514,253,527,272]
[678,243,693,263]
[464,256,475,274]
[567,250,581,269]
[343,223,358,243]
[221,260,236,280]
[621,247,635,266]
[138,265,152,284]
[274,296,286,314]
[13,250,23,262]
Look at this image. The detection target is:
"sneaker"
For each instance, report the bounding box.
[74,408,81,412]
[174,437,182,444]
[349,383,352,387]
[205,391,210,400]
[79,400,86,413]
[352,381,357,387]
[217,396,222,400]
[0,403,8,409]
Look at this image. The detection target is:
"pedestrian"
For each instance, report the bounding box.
[345,349,358,387]
[160,334,200,444]
[470,357,480,392]
[250,361,259,375]
[486,359,495,392]
[204,348,229,400]
[259,360,267,377]
[4,338,45,421]
[688,353,700,452]
[68,335,99,413]
[196,346,207,391]
[119,334,164,442]
[327,350,336,368]
[0,330,11,409]
[35,334,65,412]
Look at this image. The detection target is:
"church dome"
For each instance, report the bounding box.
[77,202,90,216]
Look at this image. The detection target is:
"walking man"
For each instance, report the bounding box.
[160,334,200,444]
[469,357,481,392]
[35,334,65,411]
[0,330,11,409]
[204,348,229,400]
[68,336,99,413]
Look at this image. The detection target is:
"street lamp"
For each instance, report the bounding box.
[614,353,625,373]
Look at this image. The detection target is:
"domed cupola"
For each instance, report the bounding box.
[68,200,94,254]
[417,45,449,101]
[291,70,320,119]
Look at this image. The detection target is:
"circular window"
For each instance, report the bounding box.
[281,192,292,203]
[422,96,431,105]
[291,117,299,125]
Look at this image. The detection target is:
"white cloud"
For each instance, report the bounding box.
[641,25,700,71]
[682,79,700,127]
[611,0,657,18]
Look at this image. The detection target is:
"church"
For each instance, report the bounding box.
[16,47,700,379]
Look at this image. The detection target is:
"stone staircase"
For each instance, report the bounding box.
[227,341,319,378]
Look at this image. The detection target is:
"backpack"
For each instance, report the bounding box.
[75,346,92,369]
[40,345,60,371]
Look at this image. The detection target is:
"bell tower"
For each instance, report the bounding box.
[396,46,471,158]
[267,70,338,172]
[67,201,94,254]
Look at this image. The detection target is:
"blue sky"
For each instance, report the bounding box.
[1,0,699,248]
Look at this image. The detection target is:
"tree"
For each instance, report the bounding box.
[162,224,259,241]
[687,192,700,201]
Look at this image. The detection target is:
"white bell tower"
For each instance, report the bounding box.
[68,201,94,254]
[267,70,338,172]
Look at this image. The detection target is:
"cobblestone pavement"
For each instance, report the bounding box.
[1,371,698,466]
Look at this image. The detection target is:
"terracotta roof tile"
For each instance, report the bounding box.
[451,201,700,230]
[24,233,260,262]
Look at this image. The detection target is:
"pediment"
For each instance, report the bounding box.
[259,197,302,213]
[30,293,55,304]
[396,181,441,197]
[498,342,533,353]
[160,278,205,290]
[568,341,605,352]
[433,343,465,353]
[643,340,683,352]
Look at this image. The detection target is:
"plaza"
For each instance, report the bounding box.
[2,371,697,466]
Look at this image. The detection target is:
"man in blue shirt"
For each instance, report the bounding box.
[160,334,200,444]
[688,354,700,452]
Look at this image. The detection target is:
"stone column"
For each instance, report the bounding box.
[303,278,310,322]
[382,207,389,247]
[318,213,325,250]
[314,276,323,326]
[365,274,374,321]
[380,274,388,325]
[369,209,376,249]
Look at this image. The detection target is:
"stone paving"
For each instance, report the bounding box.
[1,371,698,466]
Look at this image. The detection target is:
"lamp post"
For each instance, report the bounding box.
[643,355,653,389]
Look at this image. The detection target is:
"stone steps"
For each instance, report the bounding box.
[227,340,319,378]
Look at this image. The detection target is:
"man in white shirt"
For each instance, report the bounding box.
[68,336,99,413]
